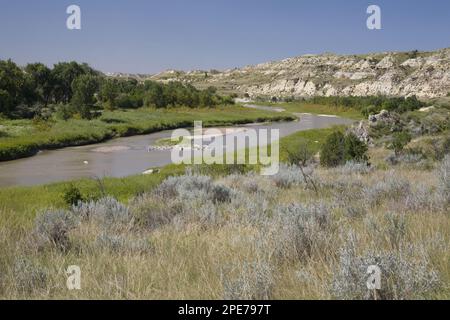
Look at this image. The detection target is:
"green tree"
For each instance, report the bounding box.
[24,63,54,107]
[0,59,25,115]
[71,74,99,119]
[344,133,369,163]
[320,131,346,167]
[99,79,119,110]
[52,62,97,103]
[320,131,369,167]
[145,82,167,108]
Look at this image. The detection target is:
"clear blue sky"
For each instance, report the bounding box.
[0,0,449,74]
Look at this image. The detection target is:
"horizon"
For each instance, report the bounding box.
[1,0,450,74]
[3,45,450,76]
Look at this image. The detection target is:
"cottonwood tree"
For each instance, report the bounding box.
[71,74,99,119]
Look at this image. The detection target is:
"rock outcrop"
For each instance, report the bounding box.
[150,48,450,99]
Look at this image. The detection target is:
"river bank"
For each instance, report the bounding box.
[0,105,295,162]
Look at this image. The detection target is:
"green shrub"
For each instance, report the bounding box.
[344,133,369,163]
[63,184,84,207]
[389,131,412,156]
[320,131,346,167]
[321,131,369,167]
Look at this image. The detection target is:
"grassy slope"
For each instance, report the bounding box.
[0,105,295,161]
[1,146,448,299]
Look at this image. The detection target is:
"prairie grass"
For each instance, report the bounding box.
[0,155,448,299]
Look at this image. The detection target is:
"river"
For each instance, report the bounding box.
[0,106,353,187]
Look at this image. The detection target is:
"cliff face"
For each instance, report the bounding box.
[151,48,450,99]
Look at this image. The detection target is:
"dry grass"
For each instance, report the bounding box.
[0,155,448,300]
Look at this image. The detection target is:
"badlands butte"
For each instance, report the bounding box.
[113,47,450,99]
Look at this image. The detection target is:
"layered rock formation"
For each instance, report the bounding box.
[150,48,450,99]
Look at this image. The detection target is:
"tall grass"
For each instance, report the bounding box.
[0,155,448,299]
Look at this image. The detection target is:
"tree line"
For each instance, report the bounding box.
[0,59,234,120]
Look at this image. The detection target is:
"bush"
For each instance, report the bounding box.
[384,212,406,249]
[363,173,411,207]
[321,131,369,167]
[388,131,412,156]
[332,233,440,300]
[271,164,307,189]
[210,184,234,203]
[33,210,78,250]
[344,133,369,163]
[63,184,84,207]
[54,104,75,120]
[156,174,212,200]
[222,261,273,300]
[131,194,183,229]
[72,197,130,228]
[320,131,345,167]
[13,257,48,293]
[272,202,330,260]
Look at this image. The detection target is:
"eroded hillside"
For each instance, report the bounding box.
[149,48,450,99]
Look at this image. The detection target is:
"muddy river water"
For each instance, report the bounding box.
[0,106,354,187]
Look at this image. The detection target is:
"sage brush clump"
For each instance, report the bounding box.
[332,233,440,300]
[33,209,78,250]
[272,202,331,260]
[13,257,48,294]
[271,164,307,189]
[72,197,131,227]
[363,173,411,207]
[222,260,274,300]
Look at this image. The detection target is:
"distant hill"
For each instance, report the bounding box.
[146,48,450,99]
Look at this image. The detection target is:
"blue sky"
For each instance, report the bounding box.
[0,0,449,73]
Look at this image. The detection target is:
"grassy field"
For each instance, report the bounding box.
[0,146,448,299]
[0,105,295,161]
[255,101,365,120]
[0,112,448,299]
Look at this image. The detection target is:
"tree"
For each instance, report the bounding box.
[52,62,97,104]
[320,131,346,167]
[99,79,119,109]
[24,63,54,107]
[144,82,167,108]
[344,133,369,163]
[320,131,369,167]
[71,74,99,119]
[0,59,25,115]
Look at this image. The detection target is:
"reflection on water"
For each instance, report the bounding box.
[0,114,353,187]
